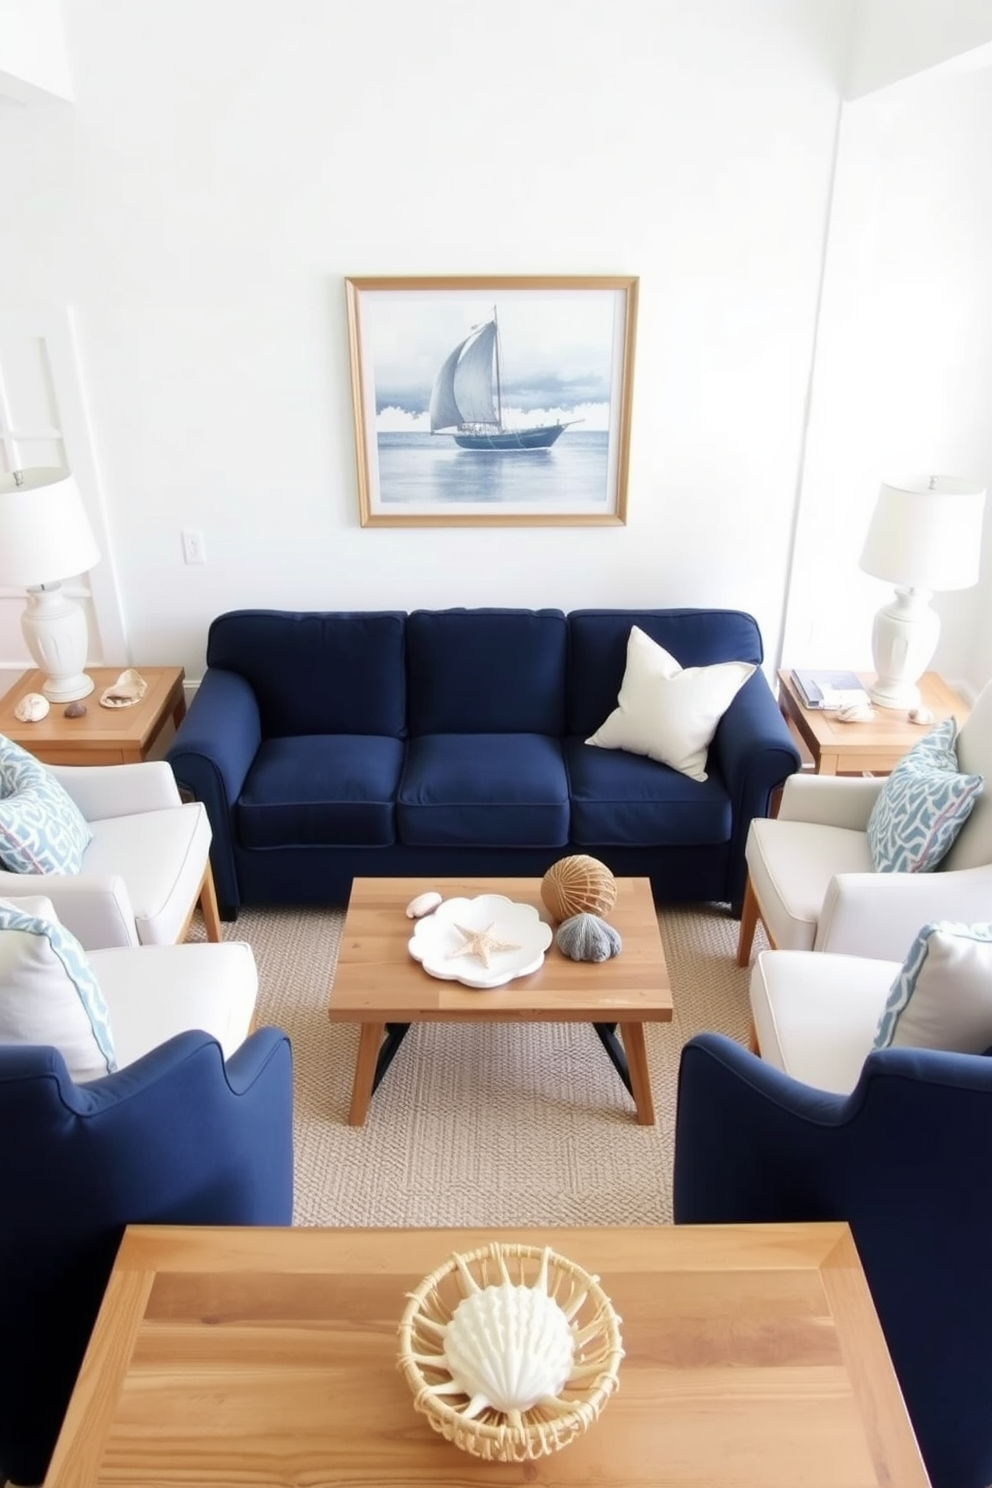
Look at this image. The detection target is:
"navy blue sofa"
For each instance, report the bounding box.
[166,607,800,920]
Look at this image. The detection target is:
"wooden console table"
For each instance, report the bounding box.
[0,666,186,766]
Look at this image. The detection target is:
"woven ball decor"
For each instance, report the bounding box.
[397,1241,623,1462]
[540,855,618,924]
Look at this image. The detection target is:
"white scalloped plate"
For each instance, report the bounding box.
[408,894,553,989]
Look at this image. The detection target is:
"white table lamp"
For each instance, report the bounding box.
[0,467,101,702]
[859,474,986,709]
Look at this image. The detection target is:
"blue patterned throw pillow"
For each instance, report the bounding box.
[0,733,93,874]
[866,717,983,873]
[0,898,116,1081]
[874,921,992,1051]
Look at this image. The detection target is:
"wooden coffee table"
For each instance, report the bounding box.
[329,876,671,1126]
[45,1222,929,1487]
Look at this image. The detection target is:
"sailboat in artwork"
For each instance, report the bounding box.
[429,309,581,451]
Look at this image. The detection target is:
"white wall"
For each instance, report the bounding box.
[783,57,992,694]
[848,0,992,98]
[0,0,73,104]
[0,0,853,680]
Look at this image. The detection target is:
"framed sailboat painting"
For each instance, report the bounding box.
[345,275,638,527]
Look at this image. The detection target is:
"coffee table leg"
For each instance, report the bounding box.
[348,1023,384,1125]
[620,1022,655,1125]
[593,1022,655,1125]
[347,1022,411,1125]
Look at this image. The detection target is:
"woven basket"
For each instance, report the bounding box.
[397,1241,623,1462]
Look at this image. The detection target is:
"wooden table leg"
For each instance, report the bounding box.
[348,1022,385,1126]
[619,1022,655,1125]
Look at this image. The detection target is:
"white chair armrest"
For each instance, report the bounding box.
[49,761,182,821]
[778,772,884,831]
[815,863,992,961]
[0,869,139,948]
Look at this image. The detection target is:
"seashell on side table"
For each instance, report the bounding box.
[13,691,50,722]
[397,1241,623,1461]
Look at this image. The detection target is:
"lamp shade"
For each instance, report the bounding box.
[859,475,986,592]
[0,468,100,588]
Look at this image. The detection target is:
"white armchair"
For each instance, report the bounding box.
[737,679,992,965]
[0,760,221,950]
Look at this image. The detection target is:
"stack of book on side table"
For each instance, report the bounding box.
[790,669,871,711]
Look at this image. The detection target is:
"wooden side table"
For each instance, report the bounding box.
[0,666,186,766]
[777,668,967,776]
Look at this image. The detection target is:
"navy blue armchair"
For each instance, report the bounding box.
[0,1028,293,1487]
[673,1031,992,1488]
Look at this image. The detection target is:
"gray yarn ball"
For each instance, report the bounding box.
[555,912,622,963]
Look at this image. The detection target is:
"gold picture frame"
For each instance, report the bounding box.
[345,275,638,527]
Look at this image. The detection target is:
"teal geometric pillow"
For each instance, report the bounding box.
[866,717,983,873]
[0,898,116,1080]
[0,733,92,874]
[873,921,992,1051]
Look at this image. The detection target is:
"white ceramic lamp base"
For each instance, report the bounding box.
[867,587,939,711]
[22,584,95,703]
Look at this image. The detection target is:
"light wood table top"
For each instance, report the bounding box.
[777,669,966,776]
[330,876,671,1125]
[45,1222,929,1487]
[0,665,186,766]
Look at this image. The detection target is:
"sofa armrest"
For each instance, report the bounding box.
[710,671,801,914]
[166,669,262,915]
[50,761,181,820]
[0,870,138,948]
[815,863,992,959]
[778,772,884,830]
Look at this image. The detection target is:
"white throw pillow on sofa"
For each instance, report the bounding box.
[0,895,116,1081]
[873,921,992,1053]
[585,625,755,782]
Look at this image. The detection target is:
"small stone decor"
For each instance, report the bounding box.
[397,1241,623,1461]
[540,854,618,924]
[63,701,88,718]
[555,912,622,963]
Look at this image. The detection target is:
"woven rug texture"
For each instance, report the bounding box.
[194,903,768,1229]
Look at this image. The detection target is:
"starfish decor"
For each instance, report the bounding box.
[447,922,521,969]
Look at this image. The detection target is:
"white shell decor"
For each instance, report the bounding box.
[99,668,148,709]
[397,1242,624,1462]
[405,890,443,919]
[555,912,622,963]
[442,1276,574,1417]
[408,894,552,990]
[13,692,50,722]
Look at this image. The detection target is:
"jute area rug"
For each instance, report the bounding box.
[194,903,769,1229]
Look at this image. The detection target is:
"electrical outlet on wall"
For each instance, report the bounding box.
[182,529,206,565]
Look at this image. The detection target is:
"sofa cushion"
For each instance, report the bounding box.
[0,896,116,1083]
[206,609,407,737]
[584,625,755,782]
[237,736,403,848]
[0,734,93,874]
[398,734,569,847]
[866,718,982,873]
[406,608,567,735]
[566,608,763,739]
[565,738,733,846]
[874,921,992,1053]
